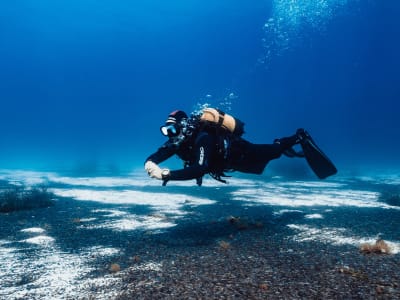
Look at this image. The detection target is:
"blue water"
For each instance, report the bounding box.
[0,0,399,174]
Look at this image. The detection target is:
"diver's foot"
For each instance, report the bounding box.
[283,147,305,158]
[296,128,309,143]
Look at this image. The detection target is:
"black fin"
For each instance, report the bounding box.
[299,131,337,179]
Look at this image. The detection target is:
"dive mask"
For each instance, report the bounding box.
[160,123,180,137]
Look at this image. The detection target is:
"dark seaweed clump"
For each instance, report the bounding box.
[377,183,400,207]
[379,192,400,207]
[386,194,400,206]
[0,186,55,213]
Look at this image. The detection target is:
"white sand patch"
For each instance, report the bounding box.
[51,188,215,214]
[305,214,324,219]
[282,181,345,188]
[385,242,400,254]
[0,169,163,188]
[79,217,97,222]
[92,209,128,217]
[47,175,147,187]
[78,208,180,232]
[354,173,400,185]
[87,246,120,257]
[74,208,179,232]
[131,262,162,272]
[287,224,400,254]
[0,240,124,300]
[81,214,176,232]
[46,172,234,188]
[0,240,9,246]
[21,227,46,234]
[273,209,304,216]
[232,184,397,209]
[23,235,55,246]
[0,241,17,254]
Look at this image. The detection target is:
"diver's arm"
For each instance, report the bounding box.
[145,143,176,164]
[144,143,176,179]
[167,134,213,181]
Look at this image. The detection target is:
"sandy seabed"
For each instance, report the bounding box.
[1,170,400,299]
[116,226,400,299]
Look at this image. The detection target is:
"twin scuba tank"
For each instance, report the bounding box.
[197,108,245,137]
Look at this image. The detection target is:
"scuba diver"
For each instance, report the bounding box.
[144,108,337,186]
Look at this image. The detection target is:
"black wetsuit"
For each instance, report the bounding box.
[145,130,299,182]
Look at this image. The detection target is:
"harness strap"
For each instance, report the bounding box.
[217,110,225,127]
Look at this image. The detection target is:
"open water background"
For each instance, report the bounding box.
[0,0,399,174]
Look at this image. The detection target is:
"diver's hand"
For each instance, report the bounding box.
[145,161,170,181]
[145,161,162,179]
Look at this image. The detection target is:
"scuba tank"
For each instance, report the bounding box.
[180,107,244,186]
[199,108,244,137]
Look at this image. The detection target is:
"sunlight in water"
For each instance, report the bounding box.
[260,0,360,64]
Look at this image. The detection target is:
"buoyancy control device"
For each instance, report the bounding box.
[199,108,244,137]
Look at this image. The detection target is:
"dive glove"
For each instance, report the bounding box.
[144,161,170,181]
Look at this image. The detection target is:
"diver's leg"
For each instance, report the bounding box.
[273,134,299,152]
[229,131,302,174]
[230,143,283,174]
[275,129,306,157]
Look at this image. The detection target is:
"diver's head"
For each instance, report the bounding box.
[160,110,188,139]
